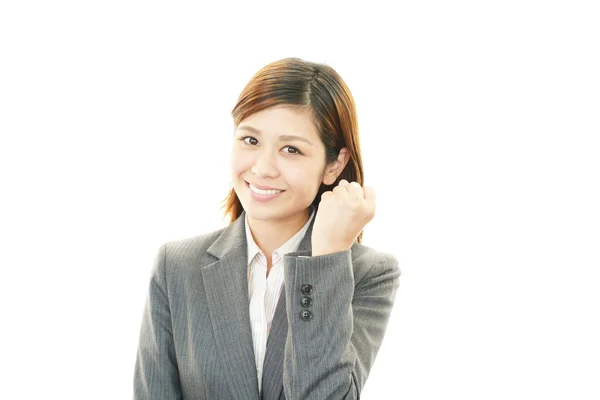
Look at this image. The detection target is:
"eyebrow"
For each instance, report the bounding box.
[236,125,313,146]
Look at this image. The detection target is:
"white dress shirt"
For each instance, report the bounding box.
[245,206,316,394]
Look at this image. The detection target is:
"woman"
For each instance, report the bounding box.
[134,57,401,399]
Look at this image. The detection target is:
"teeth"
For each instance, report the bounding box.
[249,184,283,195]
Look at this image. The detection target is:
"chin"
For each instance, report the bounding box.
[244,205,286,220]
[248,204,311,222]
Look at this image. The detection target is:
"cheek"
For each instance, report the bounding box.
[230,149,254,173]
[286,165,323,189]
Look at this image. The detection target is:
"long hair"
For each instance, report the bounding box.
[220,57,366,243]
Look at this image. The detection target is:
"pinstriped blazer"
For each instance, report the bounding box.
[133,210,401,399]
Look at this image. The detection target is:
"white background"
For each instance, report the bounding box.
[1,1,599,399]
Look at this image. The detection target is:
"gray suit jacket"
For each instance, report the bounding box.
[134,210,401,399]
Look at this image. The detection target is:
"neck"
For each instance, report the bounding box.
[246,208,311,257]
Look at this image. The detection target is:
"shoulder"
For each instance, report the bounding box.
[158,226,228,268]
[350,242,402,284]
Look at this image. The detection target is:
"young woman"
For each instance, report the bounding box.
[134,57,401,399]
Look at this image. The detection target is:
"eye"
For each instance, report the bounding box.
[239,136,258,146]
[239,136,303,156]
[283,146,302,155]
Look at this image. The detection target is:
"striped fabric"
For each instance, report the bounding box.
[244,206,315,394]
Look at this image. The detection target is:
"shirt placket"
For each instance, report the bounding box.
[249,257,268,393]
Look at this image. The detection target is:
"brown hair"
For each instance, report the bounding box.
[220,57,366,243]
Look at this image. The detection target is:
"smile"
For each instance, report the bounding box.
[244,181,285,202]
[248,183,284,195]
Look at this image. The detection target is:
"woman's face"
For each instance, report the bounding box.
[230,105,331,223]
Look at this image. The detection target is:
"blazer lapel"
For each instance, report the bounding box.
[260,288,287,400]
[202,212,259,400]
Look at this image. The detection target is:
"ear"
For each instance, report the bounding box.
[322,148,350,186]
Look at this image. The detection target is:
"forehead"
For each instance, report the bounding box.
[237,105,320,141]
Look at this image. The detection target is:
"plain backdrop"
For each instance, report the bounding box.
[1,1,599,399]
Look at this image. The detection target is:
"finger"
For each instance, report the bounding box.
[364,186,376,211]
[333,179,350,194]
[345,181,365,199]
[332,185,349,195]
[321,190,334,200]
[332,184,353,202]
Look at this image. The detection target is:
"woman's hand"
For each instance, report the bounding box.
[311,179,376,256]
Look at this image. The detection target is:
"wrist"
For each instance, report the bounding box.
[311,237,353,257]
[311,247,349,257]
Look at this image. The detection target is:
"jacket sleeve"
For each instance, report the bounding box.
[282,248,401,399]
[133,244,183,400]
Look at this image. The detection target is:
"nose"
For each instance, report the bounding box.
[251,149,279,179]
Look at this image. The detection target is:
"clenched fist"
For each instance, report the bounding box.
[311,179,376,256]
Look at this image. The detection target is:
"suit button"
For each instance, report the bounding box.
[300,310,312,321]
[301,284,312,295]
[300,296,312,308]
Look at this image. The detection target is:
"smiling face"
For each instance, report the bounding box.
[230,105,335,225]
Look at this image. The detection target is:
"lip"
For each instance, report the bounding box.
[245,181,285,202]
[247,181,283,191]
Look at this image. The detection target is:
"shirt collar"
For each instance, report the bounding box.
[244,205,316,266]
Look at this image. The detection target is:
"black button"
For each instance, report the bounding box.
[301,284,312,295]
[300,296,312,308]
[300,310,312,321]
